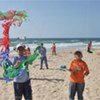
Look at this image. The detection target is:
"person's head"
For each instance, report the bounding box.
[90,41,92,44]
[40,43,43,47]
[53,42,55,45]
[17,46,25,56]
[74,51,83,60]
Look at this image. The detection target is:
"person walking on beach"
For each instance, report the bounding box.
[13,45,32,100]
[68,51,89,100]
[87,41,93,53]
[39,43,49,69]
[51,42,56,56]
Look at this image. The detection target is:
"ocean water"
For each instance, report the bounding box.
[10,38,100,50]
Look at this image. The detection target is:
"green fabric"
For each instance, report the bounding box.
[0,10,27,20]
[3,53,39,79]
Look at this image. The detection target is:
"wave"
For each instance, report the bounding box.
[9,41,100,51]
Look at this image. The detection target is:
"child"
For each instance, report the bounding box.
[51,43,56,56]
[69,51,89,100]
[13,45,32,100]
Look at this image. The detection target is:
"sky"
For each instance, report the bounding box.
[0,0,100,38]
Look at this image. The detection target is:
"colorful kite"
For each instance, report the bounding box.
[0,10,27,66]
[3,52,39,81]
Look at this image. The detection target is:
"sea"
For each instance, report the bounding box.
[9,38,100,51]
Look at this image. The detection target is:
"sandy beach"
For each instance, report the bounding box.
[0,48,100,100]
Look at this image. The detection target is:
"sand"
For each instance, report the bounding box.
[0,48,100,100]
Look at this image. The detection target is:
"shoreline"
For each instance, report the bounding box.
[10,45,100,52]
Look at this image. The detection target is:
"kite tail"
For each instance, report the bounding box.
[3,52,39,81]
[24,52,39,65]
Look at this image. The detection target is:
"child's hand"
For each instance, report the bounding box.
[15,61,20,67]
[70,67,81,74]
[84,72,89,76]
[75,66,81,71]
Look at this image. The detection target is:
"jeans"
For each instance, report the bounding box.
[69,82,85,100]
[40,56,48,69]
[14,80,32,100]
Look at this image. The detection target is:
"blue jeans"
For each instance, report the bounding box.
[40,56,48,69]
[69,82,85,100]
[14,80,32,100]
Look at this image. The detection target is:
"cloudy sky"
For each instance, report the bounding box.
[0,0,100,38]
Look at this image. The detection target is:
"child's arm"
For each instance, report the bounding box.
[12,57,20,67]
[69,69,75,74]
[51,46,53,50]
[14,60,20,67]
[69,61,77,74]
[69,60,81,74]
[34,46,40,53]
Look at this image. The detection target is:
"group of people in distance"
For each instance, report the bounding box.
[3,41,90,100]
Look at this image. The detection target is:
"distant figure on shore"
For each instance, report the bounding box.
[87,41,93,53]
[68,51,89,100]
[51,43,56,56]
[39,43,49,70]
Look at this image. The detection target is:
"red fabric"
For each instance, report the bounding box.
[88,42,91,49]
[0,22,12,50]
[52,45,56,52]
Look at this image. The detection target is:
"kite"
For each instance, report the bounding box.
[0,10,27,66]
[3,52,39,81]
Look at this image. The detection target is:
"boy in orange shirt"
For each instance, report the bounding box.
[69,51,89,100]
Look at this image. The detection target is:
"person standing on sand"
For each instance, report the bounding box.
[39,43,49,70]
[51,42,56,56]
[13,45,32,100]
[68,51,89,100]
[87,41,93,53]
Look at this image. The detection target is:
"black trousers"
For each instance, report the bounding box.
[69,82,85,100]
[14,80,32,100]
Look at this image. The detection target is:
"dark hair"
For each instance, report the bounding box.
[74,51,83,57]
[41,43,43,46]
[27,47,30,51]
[17,46,25,51]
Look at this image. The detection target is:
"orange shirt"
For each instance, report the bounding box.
[69,59,89,83]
